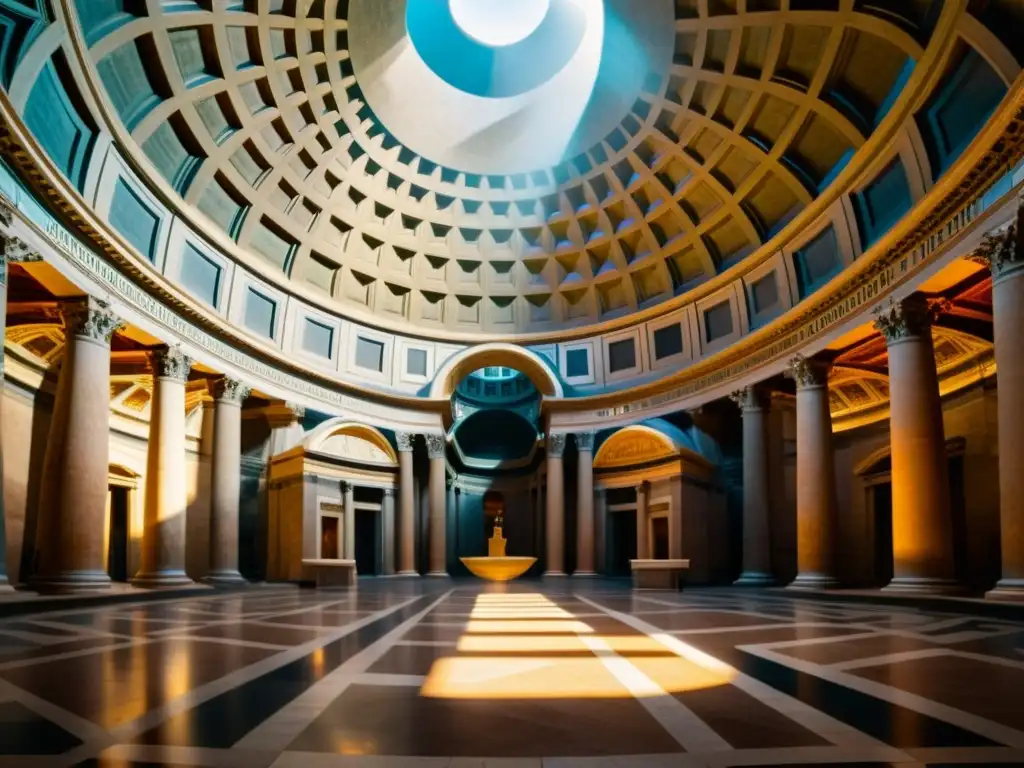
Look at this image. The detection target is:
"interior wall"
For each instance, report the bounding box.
[830,382,1000,589]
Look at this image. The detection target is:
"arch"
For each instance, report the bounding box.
[594,423,713,471]
[430,343,563,399]
[303,419,398,466]
[854,435,967,477]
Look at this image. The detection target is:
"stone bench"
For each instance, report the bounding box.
[630,559,690,591]
[301,559,357,589]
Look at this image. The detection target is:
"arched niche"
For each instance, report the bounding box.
[594,424,714,475]
[429,343,563,399]
[303,420,398,467]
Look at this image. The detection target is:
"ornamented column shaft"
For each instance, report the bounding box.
[574,432,596,576]
[134,347,194,588]
[34,298,122,592]
[978,207,1024,599]
[875,294,957,593]
[382,488,396,575]
[545,433,567,576]
[0,232,23,590]
[395,433,417,575]
[343,481,356,562]
[731,386,775,585]
[426,434,448,576]
[787,355,839,589]
[635,482,649,560]
[205,377,250,585]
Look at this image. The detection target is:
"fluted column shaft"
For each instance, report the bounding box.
[575,432,596,575]
[134,347,193,588]
[788,356,839,589]
[732,386,774,585]
[34,298,122,592]
[635,482,649,560]
[426,434,448,576]
[980,213,1024,599]
[545,433,567,576]
[382,489,396,575]
[396,433,416,575]
[343,482,356,561]
[206,378,250,585]
[876,294,957,593]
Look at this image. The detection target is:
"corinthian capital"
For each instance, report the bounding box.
[152,346,193,381]
[63,297,123,344]
[873,294,940,344]
[547,432,567,458]
[786,354,832,390]
[214,376,251,405]
[395,431,415,453]
[574,432,595,452]
[425,433,446,459]
[729,385,769,412]
[974,198,1023,280]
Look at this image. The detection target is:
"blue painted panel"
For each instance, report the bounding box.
[179,244,221,307]
[0,0,48,87]
[565,347,589,377]
[97,40,162,132]
[301,318,334,359]
[917,46,1006,180]
[23,60,95,190]
[793,226,842,300]
[109,178,160,261]
[75,0,145,46]
[243,288,276,338]
[853,159,912,249]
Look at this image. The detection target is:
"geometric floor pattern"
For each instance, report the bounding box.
[0,581,1023,767]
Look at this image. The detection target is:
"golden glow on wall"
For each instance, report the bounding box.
[420,592,735,700]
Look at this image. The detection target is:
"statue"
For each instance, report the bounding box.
[461,509,535,581]
[488,513,507,557]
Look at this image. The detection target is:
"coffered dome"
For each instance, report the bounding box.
[51,1,992,337]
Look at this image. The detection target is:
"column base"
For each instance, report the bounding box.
[31,570,112,594]
[0,576,15,593]
[788,573,840,590]
[734,571,775,586]
[426,571,450,578]
[394,570,421,578]
[882,576,962,596]
[572,570,598,578]
[543,571,568,578]
[132,570,194,589]
[985,579,1024,602]
[202,570,247,587]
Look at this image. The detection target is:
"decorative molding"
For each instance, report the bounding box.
[729,385,769,412]
[152,346,193,381]
[425,433,447,460]
[63,297,122,344]
[547,432,568,458]
[873,293,939,343]
[214,376,251,405]
[974,197,1023,280]
[395,431,415,453]
[574,431,596,452]
[786,354,832,390]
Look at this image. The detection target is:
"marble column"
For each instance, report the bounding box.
[205,377,251,585]
[395,432,417,575]
[574,432,596,576]
[134,347,194,588]
[382,488,396,575]
[731,386,775,585]
[635,482,649,560]
[343,481,356,561]
[426,433,448,576]
[875,294,957,593]
[544,433,567,576]
[34,298,122,592]
[0,235,17,590]
[978,210,1024,599]
[787,355,839,589]
[595,488,608,575]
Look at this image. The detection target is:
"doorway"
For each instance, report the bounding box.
[107,486,130,583]
[355,509,380,575]
[652,517,670,561]
[609,510,637,577]
[320,516,340,560]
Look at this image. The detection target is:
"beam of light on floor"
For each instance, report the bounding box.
[420,592,736,700]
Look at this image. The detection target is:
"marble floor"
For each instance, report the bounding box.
[0,581,1022,767]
